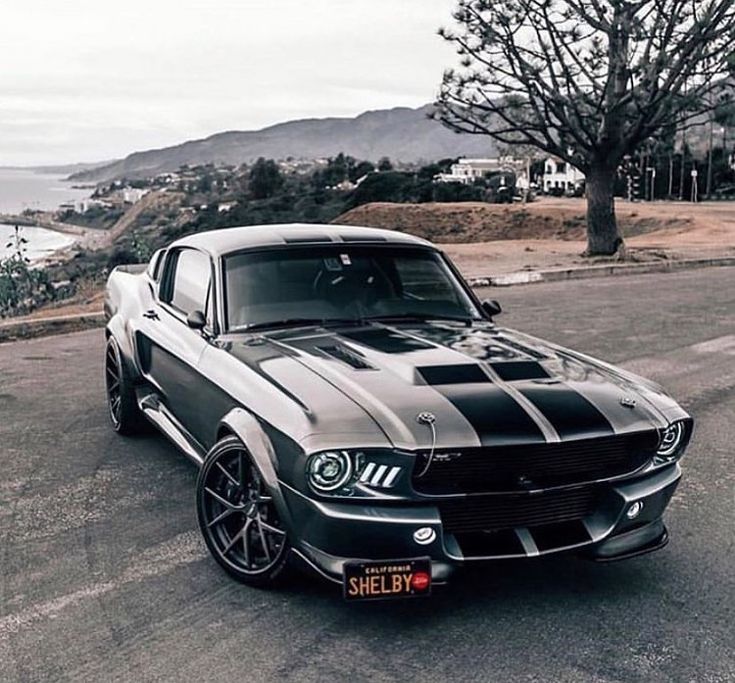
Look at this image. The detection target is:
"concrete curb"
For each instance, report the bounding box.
[466,256,735,288]
[0,311,105,343]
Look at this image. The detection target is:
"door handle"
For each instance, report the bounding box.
[143,310,160,320]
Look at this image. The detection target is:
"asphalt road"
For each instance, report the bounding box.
[1,267,734,683]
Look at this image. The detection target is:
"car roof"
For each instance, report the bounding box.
[170,223,434,257]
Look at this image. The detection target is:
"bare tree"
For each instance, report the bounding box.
[436,0,735,255]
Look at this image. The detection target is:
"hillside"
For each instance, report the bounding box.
[70,105,498,183]
[335,199,707,244]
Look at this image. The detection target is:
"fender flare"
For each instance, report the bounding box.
[105,316,142,380]
[216,408,296,532]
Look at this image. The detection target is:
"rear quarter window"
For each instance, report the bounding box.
[169,249,211,316]
[147,249,167,281]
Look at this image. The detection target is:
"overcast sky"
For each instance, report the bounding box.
[3,0,458,166]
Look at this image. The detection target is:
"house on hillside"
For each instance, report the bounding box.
[435,157,531,189]
[122,187,149,203]
[75,198,111,213]
[542,158,585,193]
[435,157,512,183]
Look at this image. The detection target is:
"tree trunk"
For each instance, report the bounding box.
[585,165,622,256]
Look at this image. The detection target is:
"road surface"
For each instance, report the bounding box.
[1,267,733,682]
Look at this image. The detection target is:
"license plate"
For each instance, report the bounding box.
[343,558,432,601]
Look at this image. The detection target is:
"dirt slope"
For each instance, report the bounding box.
[335,198,702,244]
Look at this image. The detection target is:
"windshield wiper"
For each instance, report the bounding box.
[240,317,364,332]
[366,313,476,325]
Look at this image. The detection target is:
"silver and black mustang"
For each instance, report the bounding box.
[104,224,692,600]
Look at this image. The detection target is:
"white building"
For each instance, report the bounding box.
[75,198,109,213]
[435,157,515,184]
[435,156,532,190]
[122,187,149,203]
[543,158,585,192]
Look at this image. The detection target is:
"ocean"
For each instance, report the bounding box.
[1,223,75,262]
[0,167,90,261]
[0,167,91,214]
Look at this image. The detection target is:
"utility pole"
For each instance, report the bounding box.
[647,167,657,201]
[679,132,687,201]
[706,114,715,199]
[668,154,674,198]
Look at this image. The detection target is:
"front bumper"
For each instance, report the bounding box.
[280,464,681,584]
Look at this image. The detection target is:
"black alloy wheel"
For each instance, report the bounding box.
[105,337,145,435]
[196,436,291,586]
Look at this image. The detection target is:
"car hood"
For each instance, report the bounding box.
[222,321,687,451]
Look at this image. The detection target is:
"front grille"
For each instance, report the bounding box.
[439,487,598,533]
[413,431,658,494]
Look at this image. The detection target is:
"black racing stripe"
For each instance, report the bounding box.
[490,361,550,382]
[340,328,433,354]
[433,384,545,446]
[518,385,614,439]
[418,364,491,385]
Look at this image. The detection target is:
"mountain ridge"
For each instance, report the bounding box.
[70,104,498,182]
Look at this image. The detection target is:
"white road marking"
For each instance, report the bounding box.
[0,531,206,640]
[622,335,735,380]
[689,335,735,355]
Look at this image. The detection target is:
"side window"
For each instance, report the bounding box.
[168,249,212,318]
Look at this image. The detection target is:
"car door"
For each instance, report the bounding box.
[139,247,214,447]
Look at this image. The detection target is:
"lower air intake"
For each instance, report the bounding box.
[439,487,598,534]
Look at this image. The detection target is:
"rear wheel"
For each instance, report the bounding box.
[196,435,291,587]
[105,336,146,435]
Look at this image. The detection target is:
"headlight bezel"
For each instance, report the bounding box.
[654,420,689,465]
[306,450,354,492]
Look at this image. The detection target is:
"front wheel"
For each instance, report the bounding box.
[196,435,291,587]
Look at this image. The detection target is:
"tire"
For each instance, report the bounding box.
[196,435,292,587]
[104,336,146,435]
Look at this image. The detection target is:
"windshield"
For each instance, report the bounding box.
[223,245,482,331]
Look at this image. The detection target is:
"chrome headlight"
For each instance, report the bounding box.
[306,451,353,492]
[655,421,686,463]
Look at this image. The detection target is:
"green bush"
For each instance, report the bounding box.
[0,226,55,318]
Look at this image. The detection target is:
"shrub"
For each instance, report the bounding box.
[0,226,55,318]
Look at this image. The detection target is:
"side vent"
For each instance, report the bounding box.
[317,344,375,370]
[359,463,403,488]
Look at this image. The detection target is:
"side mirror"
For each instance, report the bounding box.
[481,299,502,319]
[186,309,207,330]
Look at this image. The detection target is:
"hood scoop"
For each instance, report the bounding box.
[490,361,551,382]
[317,344,376,370]
[418,364,491,385]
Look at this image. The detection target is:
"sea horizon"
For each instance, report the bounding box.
[0,167,92,215]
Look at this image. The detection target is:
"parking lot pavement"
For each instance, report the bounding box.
[1,267,734,682]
